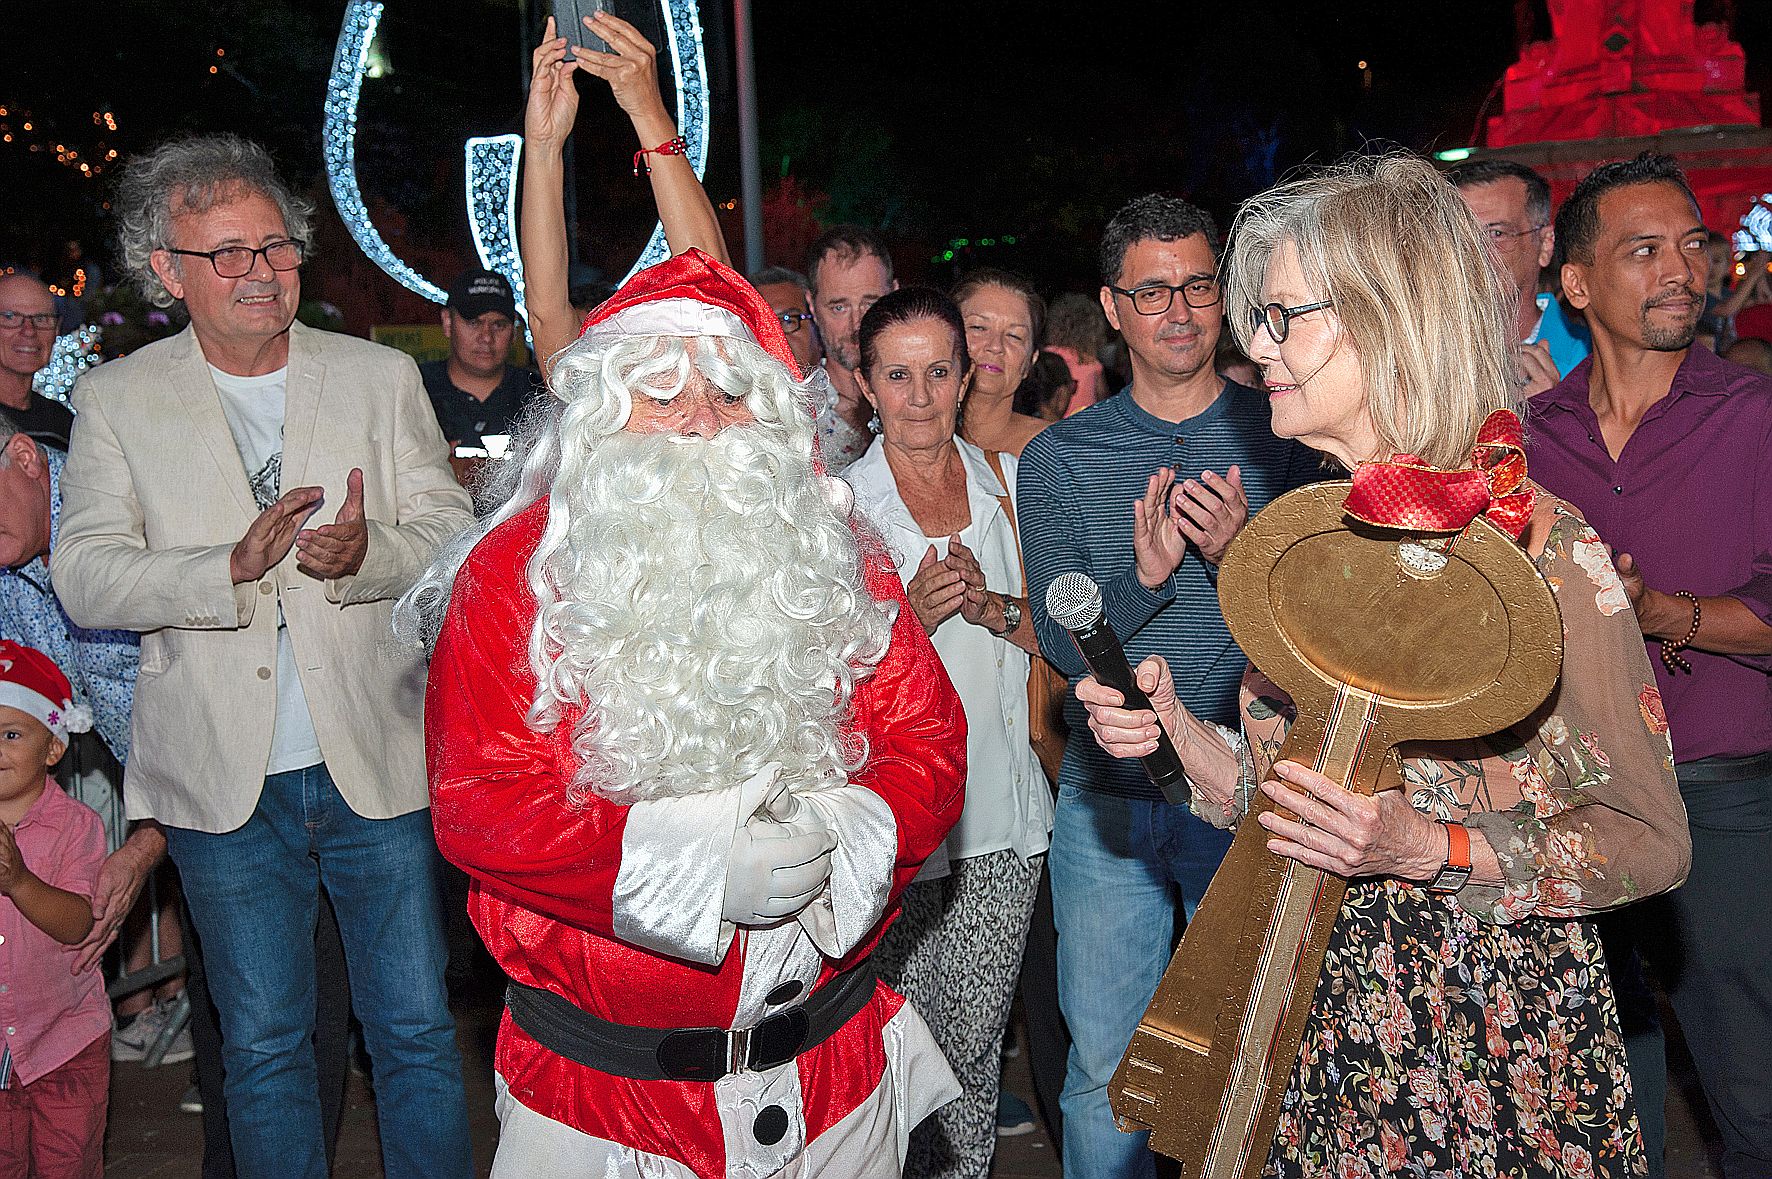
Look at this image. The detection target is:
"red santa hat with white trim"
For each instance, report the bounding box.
[575,247,805,380]
[0,639,93,742]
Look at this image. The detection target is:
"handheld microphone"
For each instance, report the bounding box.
[1045,572,1190,806]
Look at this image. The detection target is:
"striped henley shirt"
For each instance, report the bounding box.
[1018,382,1319,801]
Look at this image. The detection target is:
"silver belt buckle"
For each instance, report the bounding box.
[727,1025,753,1075]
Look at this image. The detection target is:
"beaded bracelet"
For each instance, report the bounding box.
[1660,590,1701,674]
[632,134,689,177]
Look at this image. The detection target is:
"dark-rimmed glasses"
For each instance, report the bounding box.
[167,239,305,279]
[777,309,813,335]
[0,310,59,332]
[1251,300,1333,343]
[1109,277,1221,316]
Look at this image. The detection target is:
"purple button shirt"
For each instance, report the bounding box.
[1526,345,1772,764]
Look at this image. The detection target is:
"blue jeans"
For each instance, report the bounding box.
[166,764,472,1179]
[1049,782,1233,1179]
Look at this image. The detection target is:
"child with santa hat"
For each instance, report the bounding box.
[0,638,110,1178]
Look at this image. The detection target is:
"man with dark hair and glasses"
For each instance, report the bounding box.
[1448,158,1589,394]
[749,265,824,376]
[1016,193,1317,1178]
[0,274,75,451]
[55,133,475,1178]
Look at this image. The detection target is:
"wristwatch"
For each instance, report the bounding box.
[1427,821,1472,894]
[999,598,1023,635]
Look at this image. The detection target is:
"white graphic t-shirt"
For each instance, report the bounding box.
[209,364,324,776]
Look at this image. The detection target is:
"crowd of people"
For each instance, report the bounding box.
[1,11,1769,1179]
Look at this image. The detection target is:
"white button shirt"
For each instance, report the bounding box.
[844,437,1053,879]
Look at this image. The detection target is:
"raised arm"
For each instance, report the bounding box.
[577,13,729,267]
[521,20,587,374]
[521,15,730,377]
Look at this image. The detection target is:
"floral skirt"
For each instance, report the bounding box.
[1263,878,1645,1179]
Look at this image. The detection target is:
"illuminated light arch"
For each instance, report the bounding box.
[465,135,524,313]
[323,0,710,319]
[323,3,446,304]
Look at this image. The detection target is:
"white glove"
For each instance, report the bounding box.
[722,798,837,927]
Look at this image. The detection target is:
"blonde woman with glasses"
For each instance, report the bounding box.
[1077,155,1690,1178]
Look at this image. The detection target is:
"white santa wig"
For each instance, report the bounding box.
[397,315,894,807]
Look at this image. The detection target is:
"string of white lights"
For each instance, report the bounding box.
[30,325,104,403]
[1735,198,1772,253]
[465,134,525,316]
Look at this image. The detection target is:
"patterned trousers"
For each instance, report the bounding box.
[875,849,1043,1179]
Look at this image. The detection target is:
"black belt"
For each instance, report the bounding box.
[1677,751,1772,785]
[505,960,878,1083]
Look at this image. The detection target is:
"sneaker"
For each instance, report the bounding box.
[179,1083,204,1115]
[111,1000,195,1066]
[997,1091,1036,1138]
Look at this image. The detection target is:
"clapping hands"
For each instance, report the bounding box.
[907,539,1002,635]
[1133,465,1249,588]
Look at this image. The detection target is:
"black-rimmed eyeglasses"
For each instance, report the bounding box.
[1109,278,1222,316]
[1251,300,1333,343]
[777,310,813,335]
[0,310,59,332]
[167,239,306,279]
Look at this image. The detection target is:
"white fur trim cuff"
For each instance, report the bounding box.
[580,299,761,363]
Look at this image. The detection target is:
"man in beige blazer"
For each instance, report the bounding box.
[54,134,474,1179]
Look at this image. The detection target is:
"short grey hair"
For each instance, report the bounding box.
[115,134,314,309]
[748,266,810,292]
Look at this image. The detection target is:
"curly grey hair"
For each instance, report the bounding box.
[115,134,314,309]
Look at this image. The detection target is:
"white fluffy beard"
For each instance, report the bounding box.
[528,415,894,807]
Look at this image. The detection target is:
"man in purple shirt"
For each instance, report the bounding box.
[1527,152,1772,1179]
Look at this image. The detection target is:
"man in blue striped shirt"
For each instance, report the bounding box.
[1018,195,1318,1178]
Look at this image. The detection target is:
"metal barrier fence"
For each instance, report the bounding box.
[65,732,191,1070]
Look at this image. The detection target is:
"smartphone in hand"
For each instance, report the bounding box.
[552,0,610,55]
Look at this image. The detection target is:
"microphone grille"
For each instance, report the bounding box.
[1046,572,1104,631]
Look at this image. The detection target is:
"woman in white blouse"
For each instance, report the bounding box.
[842,287,1053,1179]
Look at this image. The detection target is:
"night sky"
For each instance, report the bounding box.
[7,1,1770,309]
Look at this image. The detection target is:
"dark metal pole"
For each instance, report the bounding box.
[733,0,765,272]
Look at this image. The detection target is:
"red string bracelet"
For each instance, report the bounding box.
[632,135,689,177]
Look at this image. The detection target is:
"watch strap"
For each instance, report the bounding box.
[1427,821,1472,894]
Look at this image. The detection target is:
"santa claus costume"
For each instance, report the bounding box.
[417,250,966,1177]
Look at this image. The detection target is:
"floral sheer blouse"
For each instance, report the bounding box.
[1219,494,1691,926]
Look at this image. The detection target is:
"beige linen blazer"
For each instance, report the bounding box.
[54,321,475,833]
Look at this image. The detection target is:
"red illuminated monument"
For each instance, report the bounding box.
[1462,0,1772,240]
[1489,0,1757,145]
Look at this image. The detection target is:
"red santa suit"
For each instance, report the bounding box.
[425,251,967,1177]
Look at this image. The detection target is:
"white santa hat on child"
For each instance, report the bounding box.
[0,639,93,741]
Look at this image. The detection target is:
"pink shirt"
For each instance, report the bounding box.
[1,779,109,1086]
